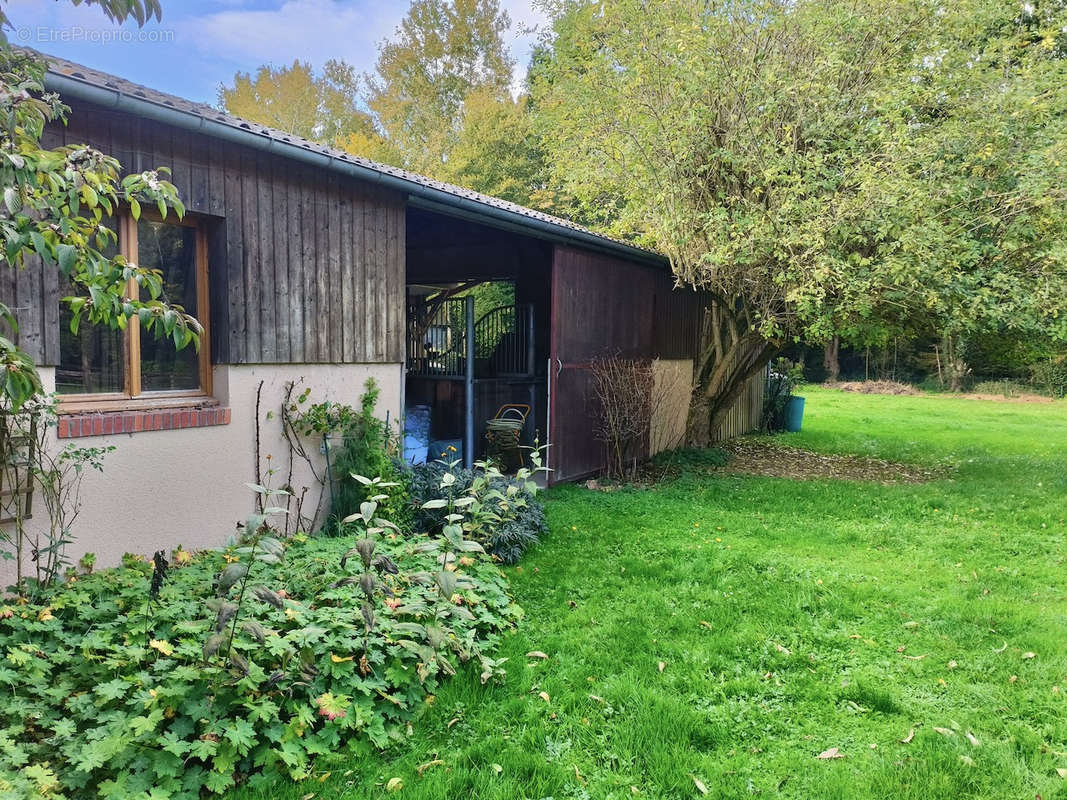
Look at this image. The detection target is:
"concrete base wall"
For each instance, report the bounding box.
[1,363,401,589]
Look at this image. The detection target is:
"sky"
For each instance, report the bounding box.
[8,0,550,105]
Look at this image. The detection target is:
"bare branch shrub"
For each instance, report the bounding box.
[590,356,686,479]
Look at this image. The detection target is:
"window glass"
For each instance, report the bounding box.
[137,220,200,391]
[56,217,124,395]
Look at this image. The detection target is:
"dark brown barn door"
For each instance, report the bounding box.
[548,245,660,483]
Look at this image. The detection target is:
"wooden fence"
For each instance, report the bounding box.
[711,369,765,441]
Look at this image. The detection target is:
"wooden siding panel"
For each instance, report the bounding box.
[12,100,402,368]
[271,161,291,362]
[327,173,342,362]
[255,154,275,362]
[351,184,368,362]
[300,169,319,362]
[339,181,354,362]
[223,143,246,364]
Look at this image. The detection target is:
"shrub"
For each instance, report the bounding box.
[761,358,805,431]
[1031,358,1067,399]
[407,456,547,565]
[0,514,519,797]
[287,379,411,532]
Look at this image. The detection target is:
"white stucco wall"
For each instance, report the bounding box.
[0,363,401,589]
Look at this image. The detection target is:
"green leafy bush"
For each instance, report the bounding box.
[288,379,412,531]
[1031,358,1067,398]
[761,358,805,432]
[407,456,547,565]
[0,523,519,797]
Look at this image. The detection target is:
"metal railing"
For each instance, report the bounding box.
[407,300,534,379]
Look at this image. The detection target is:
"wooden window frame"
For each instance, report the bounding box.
[58,210,213,414]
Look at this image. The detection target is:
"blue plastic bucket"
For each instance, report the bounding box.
[784,395,805,432]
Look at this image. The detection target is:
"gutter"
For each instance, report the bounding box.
[44,71,669,269]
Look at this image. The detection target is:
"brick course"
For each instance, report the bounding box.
[58,407,231,439]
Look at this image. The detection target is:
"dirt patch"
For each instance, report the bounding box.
[826,381,1054,403]
[828,380,919,396]
[722,439,946,484]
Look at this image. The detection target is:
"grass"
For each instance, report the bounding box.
[230,386,1067,799]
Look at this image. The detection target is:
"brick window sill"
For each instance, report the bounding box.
[57,406,231,439]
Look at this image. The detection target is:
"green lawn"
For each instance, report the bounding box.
[231,386,1067,799]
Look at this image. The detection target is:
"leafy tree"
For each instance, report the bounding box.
[532,0,933,439]
[438,88,548,206]
[532,0,1067,438]
[218,60,380,148]
[868,0,1067,389]
[0,1,198,409]
[364,0,515,176]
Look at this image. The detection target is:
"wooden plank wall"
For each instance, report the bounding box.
[550,244,763,480]
[1,99,405,366]
[551,245,695,363]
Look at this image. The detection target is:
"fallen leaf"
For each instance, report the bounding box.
[492,763,503,775]
[417,759,443,776]
[330,654,354,663]
[904,654,928,661]
[1009,675,1018,683]
[1056,768,1067,779]
[318,772,331,782]
[589,694,605,703]
[774,642,792,656]
[903,621,919,629]
[993,641,1008,653]
[699,621,713,630]
[900,729,916,744]
[631,786,641,795]
[538,691,551,704]
[386,777,403,792]
[447,717,460,728]
[658,661,666,673]
[692,775,709,794]
[574,765,586,785]
[817,747,845,759]
[965,731,980,747]
[959,755,975,767]
[932,727,956,737]
[149,639,173,656]
[947,660,958,670]
[300,795,315,800]
[1023,651,1037,660]
[526,651,549,660]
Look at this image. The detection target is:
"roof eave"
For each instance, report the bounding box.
[44,71,669,269]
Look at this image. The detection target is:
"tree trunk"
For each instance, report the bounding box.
[687,302,777,446]
[823,336,840,383]
[942,333,969,392]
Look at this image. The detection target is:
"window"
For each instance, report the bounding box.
[57,211,211,409]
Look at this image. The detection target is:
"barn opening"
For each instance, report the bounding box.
[403,206,552,472]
